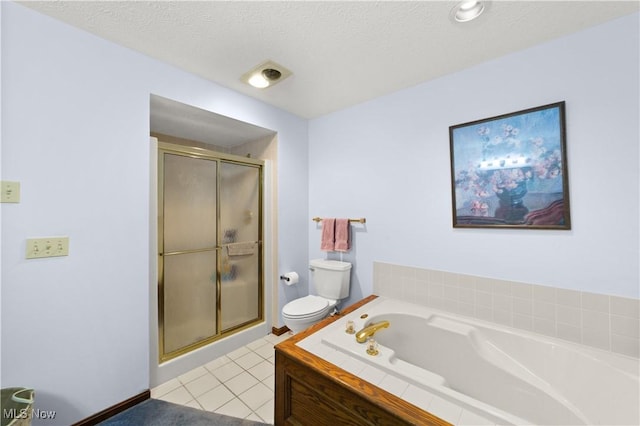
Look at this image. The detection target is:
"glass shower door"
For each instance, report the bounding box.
[160,153,218,357]
[158,143,263,362]
[219,161,262,331]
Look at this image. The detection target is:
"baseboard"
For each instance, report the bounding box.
[271,325,290,336]
[72,390,150,426]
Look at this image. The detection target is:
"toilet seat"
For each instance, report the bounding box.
[282,295,334,319]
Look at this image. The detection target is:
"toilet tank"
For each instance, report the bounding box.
[310,259,352,300]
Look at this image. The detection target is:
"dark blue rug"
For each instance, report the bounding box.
[99,398,268,425]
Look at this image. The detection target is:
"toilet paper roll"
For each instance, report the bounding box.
[281,272,299,286]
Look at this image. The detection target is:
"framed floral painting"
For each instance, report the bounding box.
[449,102,571,229]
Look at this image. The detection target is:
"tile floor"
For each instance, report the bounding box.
[150,333,291,424]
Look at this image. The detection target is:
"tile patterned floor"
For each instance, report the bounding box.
[150,333,291,424]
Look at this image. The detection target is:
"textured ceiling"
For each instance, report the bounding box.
[20,1,640,119]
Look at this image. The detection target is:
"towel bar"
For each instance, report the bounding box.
[312,217,366,224]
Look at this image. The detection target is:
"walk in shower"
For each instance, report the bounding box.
[158,142,263,362]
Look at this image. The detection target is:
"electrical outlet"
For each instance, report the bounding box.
[26,237,69,259]
[1,181,20,203]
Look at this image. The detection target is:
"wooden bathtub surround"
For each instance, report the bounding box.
[275,295,451,426]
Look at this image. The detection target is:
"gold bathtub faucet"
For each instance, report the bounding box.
[355,320,390,343]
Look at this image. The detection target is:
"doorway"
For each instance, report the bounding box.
[158,142,264,361]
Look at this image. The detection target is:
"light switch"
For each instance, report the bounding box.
[1,181,20,203]
[26,237,69,259]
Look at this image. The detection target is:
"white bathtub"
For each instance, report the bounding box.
[296,297,639,425]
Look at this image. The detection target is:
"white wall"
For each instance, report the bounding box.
[0,2,308,424]
[309,13,640,309]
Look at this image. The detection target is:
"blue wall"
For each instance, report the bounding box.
[308,13,640,309]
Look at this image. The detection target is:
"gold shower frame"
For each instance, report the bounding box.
[157,141,264,362]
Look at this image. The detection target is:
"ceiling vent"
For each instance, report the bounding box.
[241,60,292,89]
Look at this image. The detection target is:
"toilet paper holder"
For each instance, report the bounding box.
[280,272,299,285]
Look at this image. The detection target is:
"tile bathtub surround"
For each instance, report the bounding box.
[373,261,640,358]
[150,333,292,424]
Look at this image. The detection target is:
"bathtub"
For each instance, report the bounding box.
[296,297,639,425]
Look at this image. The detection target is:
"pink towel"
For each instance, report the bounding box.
[320,218,335,251]
[334,218,350,252]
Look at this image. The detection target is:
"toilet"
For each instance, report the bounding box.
[282,259,352,333]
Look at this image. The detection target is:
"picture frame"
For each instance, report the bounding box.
[449,101,571,229]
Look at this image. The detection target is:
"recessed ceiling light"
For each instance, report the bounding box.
[247,73,270,89]
[450,1,486,23]
[241,60,292,89]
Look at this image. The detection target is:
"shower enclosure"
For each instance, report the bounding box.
[158,142,263,362]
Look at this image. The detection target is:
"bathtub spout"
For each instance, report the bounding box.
[355,320,390,343]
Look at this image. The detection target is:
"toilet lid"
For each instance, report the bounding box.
[283,296,329,318]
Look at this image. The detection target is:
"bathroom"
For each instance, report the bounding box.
[1,2,638,425]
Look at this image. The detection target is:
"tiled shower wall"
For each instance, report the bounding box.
[373,261,640,358]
